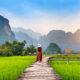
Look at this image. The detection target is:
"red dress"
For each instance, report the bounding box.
[36,47,42,62]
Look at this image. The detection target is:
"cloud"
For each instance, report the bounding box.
[0,8,80,35]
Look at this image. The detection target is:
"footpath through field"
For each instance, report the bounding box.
[18,57,62,80]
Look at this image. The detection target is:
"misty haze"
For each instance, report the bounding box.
[0,0,80,80]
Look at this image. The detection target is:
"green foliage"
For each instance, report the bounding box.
[71,50,77,54]
[0,49,3,56]
[0,40,27,56]
[50,55,80,80]
[45,43,61,54]
[22,49,27,56]
[29,45,36,54]
[0,40,37,56]
[26,45,36,54]
[27,47,31,53]
[0,56,36,80]
[3,47,13,56]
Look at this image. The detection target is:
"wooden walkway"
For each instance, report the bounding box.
[18,57,62,80]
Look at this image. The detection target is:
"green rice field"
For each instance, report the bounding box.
[0,56,36,80]
[49,55,80,80]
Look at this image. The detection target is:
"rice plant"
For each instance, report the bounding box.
[0,56,36,80]
[50,55,80,80]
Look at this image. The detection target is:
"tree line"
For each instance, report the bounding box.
[0,40,36,56]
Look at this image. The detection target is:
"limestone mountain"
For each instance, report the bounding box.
[0,15,16,43]
[45,43,61,54]
[14,31,38,46]
[12,27,41,40]
[39,30,80,51]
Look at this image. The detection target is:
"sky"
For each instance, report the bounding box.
[0,0,80,34]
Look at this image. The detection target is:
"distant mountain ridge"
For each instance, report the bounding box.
[14,31,38,46]
[39,30,80,51]
[0,15,16,43]
[12,27,41,40]
[13,28,80,51]
[1,15,80,51]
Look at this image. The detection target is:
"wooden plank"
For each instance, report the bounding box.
[49,59,80,61]
[18,57,63,80]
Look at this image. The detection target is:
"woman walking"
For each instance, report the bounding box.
[36,44,42,62]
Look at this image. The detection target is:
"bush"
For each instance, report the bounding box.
[26,45,36,54]
[0,40,37,56]
[0,40,26,56]
[3,47,13,56]
[0,49,3,56]
[21,49,27,56]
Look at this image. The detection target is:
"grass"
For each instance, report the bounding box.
[0,56,36,80]
[49,55,80,80]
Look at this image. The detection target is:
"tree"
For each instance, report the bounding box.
[0,40,26,56]
[3,47,13,56]
[30,45,36,54]
[23,40,27,45]
[26,45,36,54]
[45,43,61,54]
[0,49,3,56]
[5,41,12,46]
[27,47,31,53]
[12,41,26,55]
[22,49,27,56]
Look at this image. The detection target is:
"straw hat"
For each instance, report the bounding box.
[38,44,42,47]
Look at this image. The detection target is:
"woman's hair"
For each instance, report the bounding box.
[38,47,41,52]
